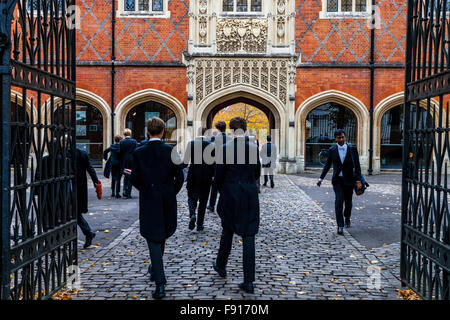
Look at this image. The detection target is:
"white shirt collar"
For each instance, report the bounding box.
[337,143,347,149]
[149,138,161,142]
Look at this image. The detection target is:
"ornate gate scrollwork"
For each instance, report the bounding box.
[402,0,450,300]
[0,0,77,300]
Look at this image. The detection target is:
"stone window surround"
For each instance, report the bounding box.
[117,0,171,18]
[319,0,372,19]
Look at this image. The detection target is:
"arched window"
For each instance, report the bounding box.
[305,103,357,167]
[125,101,177,145]
[380,104,431,168]
[54,101,104,166]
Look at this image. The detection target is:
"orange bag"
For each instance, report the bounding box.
[95,181,103,200]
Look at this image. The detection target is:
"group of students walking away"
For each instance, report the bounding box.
[103,128,138,199]
[114,116,275,299]
[76,116,365,300]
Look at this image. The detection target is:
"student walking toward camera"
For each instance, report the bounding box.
[317,129,363,235]
[261,135,277,188]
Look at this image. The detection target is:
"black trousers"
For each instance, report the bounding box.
[188,191,209,227]
[123,174,132,196]
[77,211,93,237]
[263,175,274,185]
[332,177,354,228]
[216,222,255,283]
[111,174,122,195]
[208,183,218,210]
[146,239,166,285]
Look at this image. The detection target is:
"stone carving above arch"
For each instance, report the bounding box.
[191,57,295,107]
[216,18,268,53]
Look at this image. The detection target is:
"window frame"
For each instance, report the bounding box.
[221,0,264,16]
[118,0,170,18]
[320,0,371,19]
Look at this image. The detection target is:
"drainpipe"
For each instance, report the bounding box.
[368,0,375,175]
[111,0,116,144]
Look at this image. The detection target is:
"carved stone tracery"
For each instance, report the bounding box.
[193,58,293,105]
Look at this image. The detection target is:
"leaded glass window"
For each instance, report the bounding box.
[355,0,366,11]
[223,0,234,11]
[139,0,149,11]
[125,0,135,11]
[152,0,163,11]
[236,0,248,12]
[341,0,352,11]
[251,0,262,12]
[28,0,63,12]
[327,0,338,12]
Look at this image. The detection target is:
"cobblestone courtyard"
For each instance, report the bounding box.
[73,174,401,300]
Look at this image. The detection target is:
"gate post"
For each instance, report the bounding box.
[400,0,414,288]
[0,0,14,300]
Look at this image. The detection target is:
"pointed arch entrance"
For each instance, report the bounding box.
[195,86,287,171]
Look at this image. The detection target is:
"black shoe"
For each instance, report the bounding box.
[345,219,351,228]
[115,194,122,199]
[239,282,254,294]
[262,183,267,187]
[126,195,132,199]
[197,225,204,232]
[213,261,227,278]
[270,182,274,188]
[83,232,95,249]
[337,227,344,235]
[152,284,165,299]
[189,215,196,230]
[111,193,115,198]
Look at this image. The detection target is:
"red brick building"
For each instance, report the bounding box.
[72,0,412,173]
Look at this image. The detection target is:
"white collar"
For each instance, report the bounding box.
[149,138,161,141]
[337,143,347,149]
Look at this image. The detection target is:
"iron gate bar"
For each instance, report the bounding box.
[0,0,77,300]
[402,0,450,300]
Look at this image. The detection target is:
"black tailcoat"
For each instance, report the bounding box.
[185,138,215,195]
[215,137,261,237]
[103,143,122,179]
[130,141,184,243]
[119,137,137,170]
[319,143,362,186]
[74,148,99,214]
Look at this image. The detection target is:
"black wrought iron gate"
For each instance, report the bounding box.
[402,0,450,300]
[0,0,77,299]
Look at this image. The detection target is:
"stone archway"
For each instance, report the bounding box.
[10,89,38,122]
[43,89,112,166]
[115,89,187,152]
[374,92,440,173]
[295,90,370,173]
[195,85,287,172]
